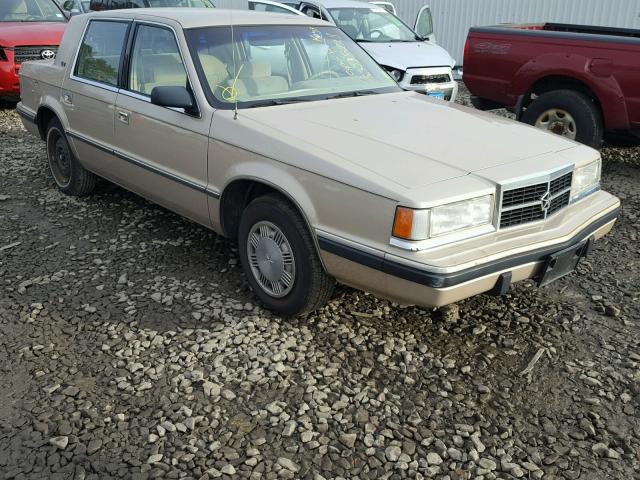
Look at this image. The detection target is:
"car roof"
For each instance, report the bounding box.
[84,8,328,28]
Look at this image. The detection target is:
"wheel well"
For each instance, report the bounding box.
[524,76,603,115]
[36,106,57,140]
[220,180,308,240]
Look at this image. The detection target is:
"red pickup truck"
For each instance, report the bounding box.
[463,23,640,148]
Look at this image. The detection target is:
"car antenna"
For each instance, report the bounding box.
[231,9,239,120]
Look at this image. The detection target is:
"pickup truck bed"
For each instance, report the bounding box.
[463,22,640,147]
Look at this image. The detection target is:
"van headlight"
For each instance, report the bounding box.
[571,158,601,200]
[392,195,494,240]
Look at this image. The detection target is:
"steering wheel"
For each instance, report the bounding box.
[308,70,341,80]
[369,29,384,39]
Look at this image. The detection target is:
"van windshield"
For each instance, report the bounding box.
[1,0,66,22]
[328,7,419,42]
[187,25,399,108]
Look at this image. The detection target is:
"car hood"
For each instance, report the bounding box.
[359,41,455,70]
[0,22,66,47]
[239,91,579,190]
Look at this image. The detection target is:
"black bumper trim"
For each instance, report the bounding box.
[318,207,620,289]
[66,130,221,200]
[16,106,36,124]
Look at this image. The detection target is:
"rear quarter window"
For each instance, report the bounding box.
[75,20,129,87]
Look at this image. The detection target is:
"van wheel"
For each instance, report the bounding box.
[522,90,603,148]
[238,194,335,316]
[46,118,96,196]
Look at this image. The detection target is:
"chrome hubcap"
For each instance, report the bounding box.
[535,108,577,140]
[247,221,295,298]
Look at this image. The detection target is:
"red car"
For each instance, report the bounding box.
[1,0,67,102]
[463,23,640,148]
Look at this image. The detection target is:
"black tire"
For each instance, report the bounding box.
[46,118,96,196]
[522,89,603,148]
[238,194,335,316]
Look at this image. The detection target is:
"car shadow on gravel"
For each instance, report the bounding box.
[0,100,17,111]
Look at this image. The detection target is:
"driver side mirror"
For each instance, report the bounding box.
[150,86,198,116]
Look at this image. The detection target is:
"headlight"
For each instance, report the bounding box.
[385,68,404,82]
[571,158,601,200]
[392,195,494,241]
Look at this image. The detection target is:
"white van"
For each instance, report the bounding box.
[252,0,457,101]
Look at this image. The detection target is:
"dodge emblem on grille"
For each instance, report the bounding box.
[540,191,551,212]
[41,49,56,60]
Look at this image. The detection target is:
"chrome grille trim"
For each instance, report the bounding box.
[497,166,574,229]
[411,73,452,85]
[14,45,58,64]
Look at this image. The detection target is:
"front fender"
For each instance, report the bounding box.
[512,53,629,130]
[208,139,319,233]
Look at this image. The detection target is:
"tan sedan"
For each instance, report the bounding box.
[17,9,620,315]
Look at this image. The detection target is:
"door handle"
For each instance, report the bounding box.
[118,111,129,125]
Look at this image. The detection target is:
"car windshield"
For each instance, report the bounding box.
[186,25,399,108]
[1,0,66,22]
[328,7,419,42]
[147,0,214,6]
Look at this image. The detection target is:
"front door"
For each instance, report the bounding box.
[113,22,211,226]
[61,19,130,176]
[415,5,436,43]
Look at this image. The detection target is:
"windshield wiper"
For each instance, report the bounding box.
[326,90,379,100]
[246,97,314,108]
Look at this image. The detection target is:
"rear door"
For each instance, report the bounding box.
[61,18,131,176]
[113,21,212,226]
[414,5,436,43]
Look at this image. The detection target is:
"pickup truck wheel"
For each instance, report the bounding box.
[46,118,96,196]
[522,90,603,148]
[238,194,335,316]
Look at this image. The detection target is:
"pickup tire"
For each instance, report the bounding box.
[46,118,96,196]
[238,194,335,316]
[522,90,603,148]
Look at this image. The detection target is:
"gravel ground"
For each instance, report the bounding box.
[1,88,639,480]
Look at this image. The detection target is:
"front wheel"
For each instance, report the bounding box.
[238,194,335,316]
[522,89,603,148]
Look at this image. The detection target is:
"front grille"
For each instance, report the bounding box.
[500,204,545,228]
[411,73,451,85]
[14,46,58,64]
[499,171,573,229]
[548,191,571,215]
[502,182,548,208]
[550,172,573,195]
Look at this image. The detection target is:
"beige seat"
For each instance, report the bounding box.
[135,53,187,95]
[199,53,230,93]
[232,61,289,100]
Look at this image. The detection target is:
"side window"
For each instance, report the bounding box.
[249,2,267,11]
[108,0,146,7]
[267,4,295,13]
[301,5,320,18]
[75,20,129,86]
[128,24,188,97]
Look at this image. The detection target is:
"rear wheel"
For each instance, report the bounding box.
[46,118,96,196]
[522,89,603,148]
[238,194,335,316]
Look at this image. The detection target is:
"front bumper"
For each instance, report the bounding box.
[318,192,620,307]
[0,51,20,100]
[398,66,458,102]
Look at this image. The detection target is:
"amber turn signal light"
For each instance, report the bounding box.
[392,207,414,239]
